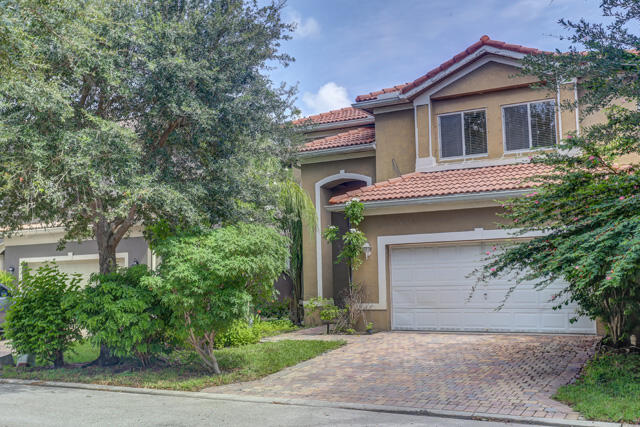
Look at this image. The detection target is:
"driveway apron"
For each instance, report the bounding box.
[204,331,598,421]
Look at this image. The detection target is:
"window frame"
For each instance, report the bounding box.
[437,108,488,160]
[501,99,557,153]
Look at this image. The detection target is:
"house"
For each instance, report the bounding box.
[0,224,154,284]
[296,36,615,334]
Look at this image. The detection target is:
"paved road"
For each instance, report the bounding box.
[0,383,533,427]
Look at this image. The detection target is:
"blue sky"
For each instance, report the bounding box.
[269,0,607,117]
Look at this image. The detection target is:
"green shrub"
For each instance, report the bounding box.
[214,320,261,348]
[255,297,291,319]
[5,263,81,367]
[76,265,172,367]
[253,318,296,337]
[214,317,297,348]
[144,223,289,373]
[304,297,344,322]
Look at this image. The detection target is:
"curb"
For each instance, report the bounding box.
[0,378,622,427]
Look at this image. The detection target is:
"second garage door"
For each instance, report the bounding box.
[390,242,595,334]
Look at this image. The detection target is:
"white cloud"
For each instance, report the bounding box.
[287,10,320,38]
[302,82,351,115]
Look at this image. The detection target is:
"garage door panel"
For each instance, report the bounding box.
[390,244,595,334]
[392,289,416,305]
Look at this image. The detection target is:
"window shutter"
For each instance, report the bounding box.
[464,110,487,155]
[530,101,556,148]
[504,104,530,151]
[440,114,463,158]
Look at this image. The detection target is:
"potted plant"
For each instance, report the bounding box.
[366,322,374,335]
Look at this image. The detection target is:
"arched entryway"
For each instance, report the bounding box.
[314,172,371,303]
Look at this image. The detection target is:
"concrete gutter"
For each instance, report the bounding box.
[0,378,623,427]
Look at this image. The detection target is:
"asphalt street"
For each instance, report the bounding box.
[0,383,536,427]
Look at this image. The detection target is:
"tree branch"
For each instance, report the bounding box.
[111,205,137,246]
[155,117,184,148]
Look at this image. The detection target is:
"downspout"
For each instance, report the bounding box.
[556,82,563,139]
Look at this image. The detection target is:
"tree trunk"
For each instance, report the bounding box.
[93,219,125,366]
[96,220,119,275]
[53,350,64,368]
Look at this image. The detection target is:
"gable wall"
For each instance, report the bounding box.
[374,109,416,181]
[431,61,538,99]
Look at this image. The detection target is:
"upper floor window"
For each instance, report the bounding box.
[438,109,488,158]
[503,100,557,152]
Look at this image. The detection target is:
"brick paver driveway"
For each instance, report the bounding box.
[204,332,598,420]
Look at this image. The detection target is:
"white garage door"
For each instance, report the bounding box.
[22,255,127,286]
[390,242,595,334]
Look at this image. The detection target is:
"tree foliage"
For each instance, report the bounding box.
[0,0,298,274]
[323,199,366,276]
[276,177,316,323]
[323,199,368,331]
[143,223,289,373]
[477,0,640,345]
[5,263,81,367]
[76,265,172,367]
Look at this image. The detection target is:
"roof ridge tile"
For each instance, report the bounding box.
[355,36,549,102]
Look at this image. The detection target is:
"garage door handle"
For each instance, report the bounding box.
[484,293,488,300]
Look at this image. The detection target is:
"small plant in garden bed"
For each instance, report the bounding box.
[1,340,344,391]
[554,352,640,423]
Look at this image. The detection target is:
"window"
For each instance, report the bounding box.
[438,109,487,158]
[503,100,557,151]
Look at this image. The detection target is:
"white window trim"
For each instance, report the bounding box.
[437,108,488,160]
[502,99,557,153]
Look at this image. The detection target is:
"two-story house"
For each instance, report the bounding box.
[296,36,601,334]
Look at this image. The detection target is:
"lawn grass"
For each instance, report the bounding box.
[63,340,100,364]
[554,352,640,423]
[1,339,344,391]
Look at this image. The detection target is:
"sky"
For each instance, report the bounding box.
[267,0,608,117]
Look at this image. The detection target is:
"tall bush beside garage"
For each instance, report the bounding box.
[5,263,81,367]
[143,223,289,373]
[475,0,640,347]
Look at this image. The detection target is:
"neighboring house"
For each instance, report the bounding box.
[296,36,617,334]
[0,225,293,301]
[0,224,154,285]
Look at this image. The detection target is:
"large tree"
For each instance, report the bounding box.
[476,0,640,345]
[0,0,297,274]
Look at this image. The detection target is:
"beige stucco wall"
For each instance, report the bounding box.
[427,85,578,162]
[578,87,640,165]
[432,61,538,99]
[373,109,416,181]
[411,62,579,163]
[351,206,505,330]
[299,157,376,302]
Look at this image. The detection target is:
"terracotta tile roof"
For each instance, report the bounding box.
[355,35,548,102]
[300,126,375,153]
[329,162,552,204]
[293,107,372,126]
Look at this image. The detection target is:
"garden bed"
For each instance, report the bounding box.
[1,339,344,391]
[554,351,640,423]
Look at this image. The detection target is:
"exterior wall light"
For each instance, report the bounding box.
[362,241,372,260]
[8,266,15,274]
